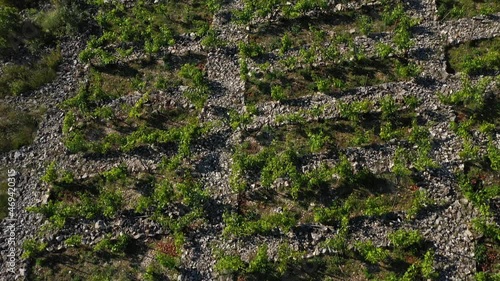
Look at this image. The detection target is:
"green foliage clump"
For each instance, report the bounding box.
[64,235,82,247]
[363,196,390,216]
[314,195,355,225]
[228,105,256,130]
[439,76,490,110]
[271,84,287,101]
[247,245,272,274]
[279,33,292,55]
[337,99,372,122]
[355,240,389,264]
[307,131,329,152]
[239,41,264,59]
[22,239,47,259]
[376,43,393,59]
[94,234,131,255]
[214,254,245,274]
[222,210,297,237]
[382,2,419,54]
[357,15,373,35]
[178,63,210,109]
[41,161,58,183]
[407,190,434,219]
[156,252,179,270]
[389,229,424,251]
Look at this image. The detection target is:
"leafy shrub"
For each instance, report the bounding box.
[223,210,297,237]
[65,235,82,247]
[35,0,90,37]
[247,245,271,274]
[201,29,226,49]
[439,75,490,110]
[239,41,264,58]
[275,243,304,275]
[215,254,245,274]
[354,240,389,264]
[101,165,127,183]
[321,216,349,253]
[382,2,405,26]
[41,161,58,183]
[22,238,47,259]
[271,84,286,101]
[407,190,434,219]
[389,229,424,250]
[364,196,389,216]
[421,250,438,279]
[380,121,403,141]
[487,140,500,171]
[314,195,355,225]
[337,100,372,122]
[395,62,421,78]
[156,252,179,270]
[98,189,123,218]
[279,33,292,55]
[178,64,204,87]
[376,43,393,59]
[94,234,131,255]
[307,131,328,152]
[380,95,398,120]
[357,15,373,35]
[228,105,256,130]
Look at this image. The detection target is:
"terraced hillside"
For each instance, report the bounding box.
[0,0,499,280]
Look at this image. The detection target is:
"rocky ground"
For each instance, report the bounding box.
[0,0,499,280]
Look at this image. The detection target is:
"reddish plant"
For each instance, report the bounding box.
[156,238,178,257]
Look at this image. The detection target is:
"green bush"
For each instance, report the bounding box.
[376,43,393,59]
[487,140,500,171]
[337,100,372,122]
[271,85,286,101]
[279,33,292,55]
[354,240,389,264]
[363,196,389,216]
[94,234,131,255]
[156,252,179,270]
[41,161,58,183]
[22,238,47,259]
[307,131,328,152]
[239,41,264,58]
[65,235,82,247]
[389,229,424,250]
[223,210,297,237]
[380,95,398,120]
[421,250,438,279]
[201,29,225,49]
[215,254,245,274]
[98,189,123,218]
[407,190,433,219]
[357,15,373,35]
[247,245,271,274]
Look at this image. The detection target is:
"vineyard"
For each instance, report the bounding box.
[0,0,499,280]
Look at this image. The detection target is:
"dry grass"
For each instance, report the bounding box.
[0,104,43,153]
